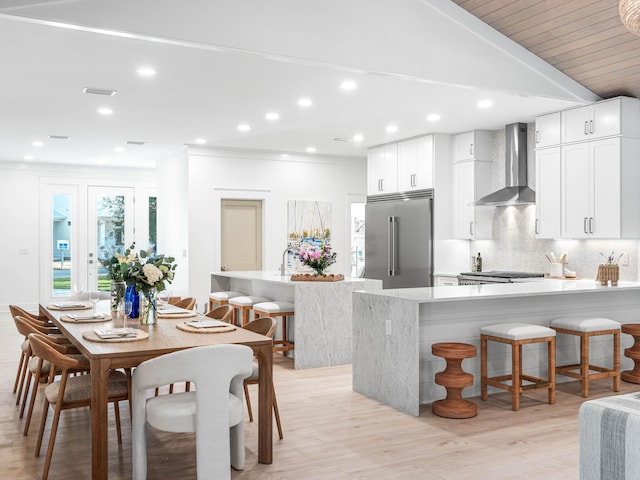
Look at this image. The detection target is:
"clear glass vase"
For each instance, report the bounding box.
[110,280,126,315]
[139,288,157,325]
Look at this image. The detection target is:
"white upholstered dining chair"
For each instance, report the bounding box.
[131,344,253,480]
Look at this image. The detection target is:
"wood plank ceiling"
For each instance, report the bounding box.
[452,0,640,99]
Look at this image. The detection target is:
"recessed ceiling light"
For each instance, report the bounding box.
[82,87,117,96]
[23,154,34,160]
[426,113,441,122]
[195,138,207,145]
[306,146,317,153]
[281,153,290,158]
[386,125,398,133]
[97,107,113,115]
[115,147,125,153]
[265,112,279,121]
[297,98,313,108]
[477,99,493,108]
[340,80,357,91]
[238,124,251,131]
[136,67,156,77]
[32,140,43,147]
[353,134,364,142]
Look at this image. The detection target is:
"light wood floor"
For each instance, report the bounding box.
[2,312,638,479]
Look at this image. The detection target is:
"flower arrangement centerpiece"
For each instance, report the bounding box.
[298,242,336,276]
[125,245,177,324]
[99,243,137,313]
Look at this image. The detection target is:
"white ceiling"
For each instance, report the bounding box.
[0,0,599,168]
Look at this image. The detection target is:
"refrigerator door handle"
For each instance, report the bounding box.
[388,216,397,276]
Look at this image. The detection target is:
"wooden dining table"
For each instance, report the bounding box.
[40,302,274,480]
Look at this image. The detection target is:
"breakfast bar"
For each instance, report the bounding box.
[211,271,382,369]
[353,279,640,416]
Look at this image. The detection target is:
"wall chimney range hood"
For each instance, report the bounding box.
[472,122,535,206]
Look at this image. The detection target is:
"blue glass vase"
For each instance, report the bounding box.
[125,285,140,318]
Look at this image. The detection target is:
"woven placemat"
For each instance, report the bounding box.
[47,302,92,311]
[82,329,149,343]
[60,313,112,323]
[176,323,236,334]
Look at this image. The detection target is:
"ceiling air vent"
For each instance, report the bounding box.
[333,137,353,142]
[48,135,70,140]
[82,87,117,96]
[126,141,146,146]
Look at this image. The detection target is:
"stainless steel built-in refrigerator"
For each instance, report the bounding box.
[364,190,433,289]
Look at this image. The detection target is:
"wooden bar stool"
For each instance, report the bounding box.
[208,291,243,313]
[252,301,295,354]
[228,296,270,327]
[621,323,640,384]
[481,323,556,411]
[432,342,477,419]
[550,317,620,397]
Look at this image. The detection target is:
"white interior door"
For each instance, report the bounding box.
[87,186,135,292]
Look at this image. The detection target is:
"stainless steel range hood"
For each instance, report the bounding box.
[472,122,535,206]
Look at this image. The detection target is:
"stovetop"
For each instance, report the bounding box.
[459,271,545,279]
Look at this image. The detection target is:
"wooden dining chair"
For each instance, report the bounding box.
[242,317,283,439]
[172,297,196,310]
[206,305,234,323]
[29,333,129,480]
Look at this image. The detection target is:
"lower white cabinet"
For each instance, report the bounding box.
[434,274,459,286]
[452,160,493,239]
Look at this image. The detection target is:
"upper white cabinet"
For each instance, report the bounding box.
[561,97,640,144]
[397,135,434,191]
[367,144,398,195]
[561,137,640,239]
[534,147,561,238]
[454,130,492,161]
[535,112,561,148]
[452,160,493,240]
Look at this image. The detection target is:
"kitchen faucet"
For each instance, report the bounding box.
[280,246,293,275]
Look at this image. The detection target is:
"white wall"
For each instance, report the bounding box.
[184,147,366,310]
[155,147,189,298]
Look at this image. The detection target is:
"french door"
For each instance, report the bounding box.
[40,182,146,302]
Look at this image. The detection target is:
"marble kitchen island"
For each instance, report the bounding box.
[211,271,382,369]
[353,279,640,416]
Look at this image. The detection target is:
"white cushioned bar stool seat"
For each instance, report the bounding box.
[228,296,270,327]
[252,301,295,354]
[208,291,244,312]
[481,323,556,411]
[550,317,621,398]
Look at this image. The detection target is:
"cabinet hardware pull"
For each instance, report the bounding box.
[535,130,539,143]
[584,121,588,135]
[469,143,474,156]
[378,179,384,192]
[590,120,594,134]
[589,217,594,234]
[535,219,539,235]
[410,173,416,187]
[469,221,474,237]
[583,217,588,234]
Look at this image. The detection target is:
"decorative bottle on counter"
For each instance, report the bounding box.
[476,252,482,272]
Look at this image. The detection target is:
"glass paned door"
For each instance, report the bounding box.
[87,187,135,292]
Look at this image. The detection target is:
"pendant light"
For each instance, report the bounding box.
[620,0,640,35]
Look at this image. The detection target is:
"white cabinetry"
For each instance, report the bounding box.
[434,274,459,286]
[452,160,493,239]
[367,144,398,195]
[397,136,433,191]
[535,112,561,148]
[534,147,561,238]
[454,130,492,161]
[561,97,640,144]
[561,137,640,238]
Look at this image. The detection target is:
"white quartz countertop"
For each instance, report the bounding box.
[211,270,372,285]
[355,278,640,303]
